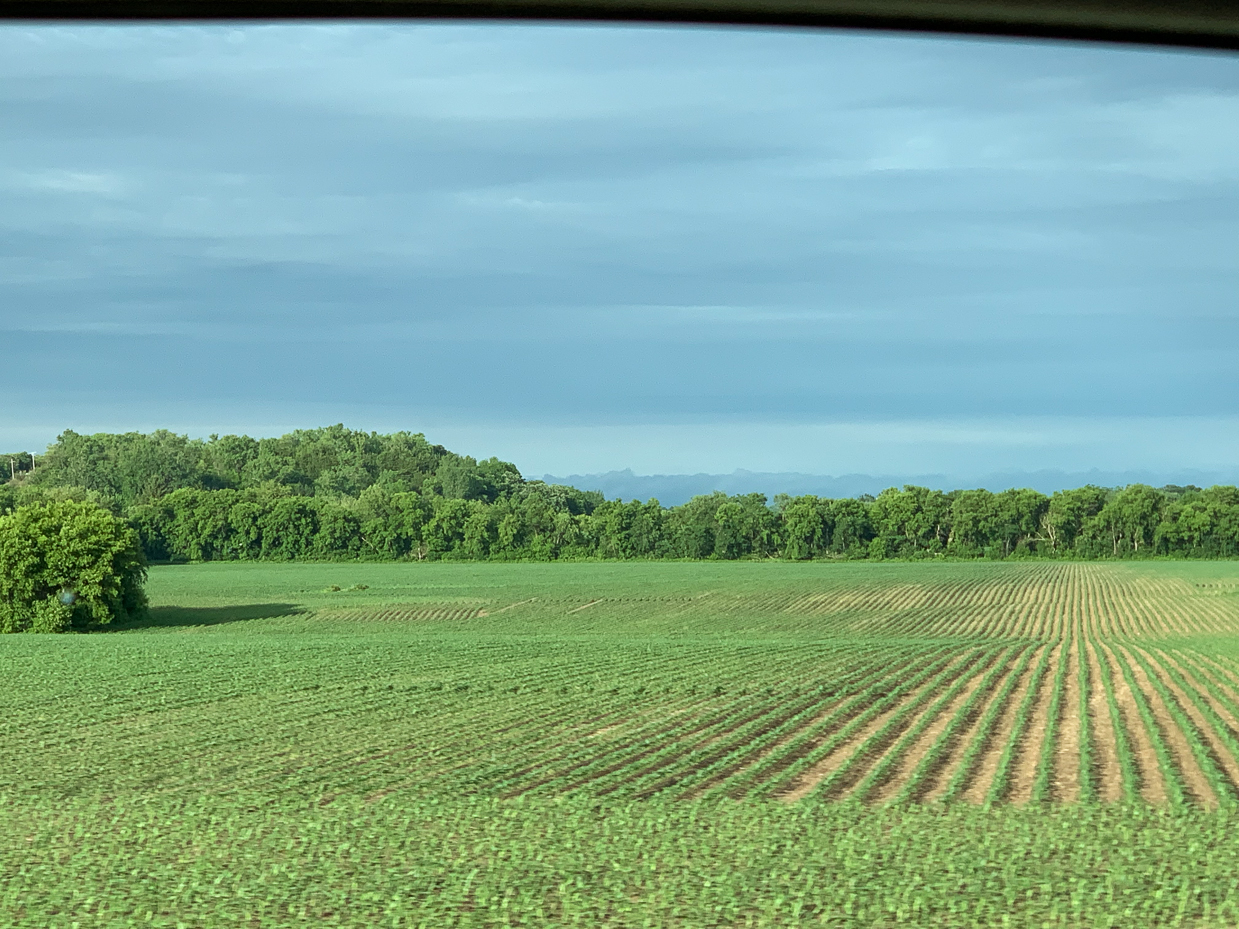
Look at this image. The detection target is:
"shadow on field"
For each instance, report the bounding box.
[108,603,303,630]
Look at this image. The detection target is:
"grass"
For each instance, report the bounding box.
[6,559,1239,927]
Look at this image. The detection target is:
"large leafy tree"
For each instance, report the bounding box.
[0,500,147,633]
[827,498,873,554]
[1041,485,1108,553]
[781,496,831,560]
[1083,484,1166,557]
[870,486,950,556]
[1156,487,1239,557]
[948,489,999,554]
[993,488,1050,556]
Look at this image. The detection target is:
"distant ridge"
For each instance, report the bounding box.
[540,468,1239,506]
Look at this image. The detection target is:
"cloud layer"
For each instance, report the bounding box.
[0,24,1236,476]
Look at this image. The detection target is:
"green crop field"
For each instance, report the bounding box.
[7,561,1239,927]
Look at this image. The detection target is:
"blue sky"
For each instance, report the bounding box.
[1,24,1237,480]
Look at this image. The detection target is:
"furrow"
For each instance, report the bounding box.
[1008,640,1064,805]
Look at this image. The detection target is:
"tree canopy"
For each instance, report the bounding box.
[4,427,1238,564]
[0,500,148,633]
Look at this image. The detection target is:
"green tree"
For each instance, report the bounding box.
[430,457,489,501]
[0,500,147,632]
[201,434,259,488]
[780,496,831,560]
[664,494,723,558]
[462,504,499,558]
[224,502,262,560]
[32,430,211,508]
[1156,486,1239,556]
[313,502,363,558]
[947,489,998,555]
[993,488,1050,556]
[314,463,373,499]
[826,498,874,555]
[425,498,472,556]
[589,499,666,559]
[1079,484,1165,557]
[714,494,780,559]
[0,483,20,517]
[870,486,949,557]
[1041,485,1108,554]
[259,499,319,561]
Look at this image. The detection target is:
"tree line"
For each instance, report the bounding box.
[3,426,1238,562]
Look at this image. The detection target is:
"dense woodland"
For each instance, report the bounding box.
[3,426,1238,562]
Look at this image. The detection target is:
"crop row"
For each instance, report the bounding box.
[11,629,1239,807]
[465,638,1239,806]
[670,563,1239,640]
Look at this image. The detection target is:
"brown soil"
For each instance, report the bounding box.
[1098,643,1168,805]
[1051,638,1081,802]
[479,597,537,617]
[870,654,997,802]
[778,655,965,803]
[636,690,849,800]
[1085,641,1124,802]
[682,695,846,799]
[1118,644,1216,806]
[1196,655,1239,696]
[960,645,1046,804]
[707,654,933,798]
[584,698,791,797]
[922,657,1023,802]
[501,698,722,797]
[1008,641,1063,805]
[1137,647,1239,801]
[1182,656,1239,719]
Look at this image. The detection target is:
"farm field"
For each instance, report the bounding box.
[5,560,1239,927]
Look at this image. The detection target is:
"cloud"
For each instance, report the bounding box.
[9,169,128,195]
[0,24,1236,473]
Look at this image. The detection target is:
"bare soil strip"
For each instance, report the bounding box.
[1085,641,1124,802]
[681,695,848,798]
[922,658,1022,802]
[501,698,725,796]
[716,656,945,797]
[566,600,602,615]
[1082,569,1102,640]
[1181,656,1239,717]
[478,597,538,617]
[778,656,966,803]
[611,694,825,798]
[1083,568,1115,638]
[1008,641,1063,805]
[1139,648,1239,800]
[1051,638,1082,802]
[1047,570,1067,639]
[1118,645,1217,807]
[1195,655,1239,696]
[960,645,1046,804]
[870,654,1002,802]
[556,703,768,797]
[1098,643,1167,805]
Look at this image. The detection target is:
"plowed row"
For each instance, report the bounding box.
[436,565,1239,805]
[675,563,1239,639]
[9,561,1239,809]
[465,638,1239,806]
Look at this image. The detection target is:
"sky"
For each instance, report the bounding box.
[1,23,1237,481]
